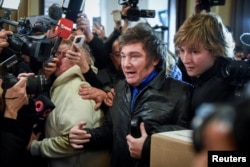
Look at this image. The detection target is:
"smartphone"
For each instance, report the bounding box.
[130,116,143,138]
[113,11,121,21]
[92,17,101,25]
[72,35,85,48]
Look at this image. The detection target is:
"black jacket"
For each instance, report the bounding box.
[0,103,48,167]
[87,34,110,70]
[97,62,125,92]
[189,57,241,116]
[86,66,193,167]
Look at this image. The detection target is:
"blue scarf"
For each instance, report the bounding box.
[130,69,158,112]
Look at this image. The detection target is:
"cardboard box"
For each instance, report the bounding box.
[150,130,195,167]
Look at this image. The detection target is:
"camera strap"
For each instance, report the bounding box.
[1,88,19,113]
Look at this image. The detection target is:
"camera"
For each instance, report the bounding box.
[2,73,47,94]
[33,94,55,134]
[0,10,52,64]
[220,58,250,81]
[0,55,47,94]
[198,0,226,12]
[1,32,52,63]
[217,57,250,92]
[130,116,143,138]
[119,0,155,21]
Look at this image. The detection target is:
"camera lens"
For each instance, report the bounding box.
[26,75,47,94]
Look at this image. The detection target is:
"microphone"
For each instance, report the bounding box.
[55,18,74,39]
[33,94,55,134]
[32,15,55,34]
[44,18,73,65]
[48,3,63,21]
[62,0,86,23]
[240,33,250,47]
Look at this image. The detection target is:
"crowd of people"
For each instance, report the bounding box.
[0,1,250,167]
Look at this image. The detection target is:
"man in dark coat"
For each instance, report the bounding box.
[68,22,193,167]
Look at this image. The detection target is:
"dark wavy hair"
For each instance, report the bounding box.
[119,22,166,70]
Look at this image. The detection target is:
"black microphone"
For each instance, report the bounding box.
[240,33,250,47]
[48,3,63,21]
[62,0,86,23]
[33,94,55,134]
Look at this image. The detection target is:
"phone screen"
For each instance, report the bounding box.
[92,17,101,25]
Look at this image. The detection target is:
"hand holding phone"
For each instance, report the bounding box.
[112,10,121,21]
[92,17,101,26]
[72,35,85,48]
[130,116,143,138]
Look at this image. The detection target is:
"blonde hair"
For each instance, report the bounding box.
[174,13,229,57]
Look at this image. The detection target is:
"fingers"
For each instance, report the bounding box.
[94,101,102,111]
[110,88,115,96]
[68,121,91,149]
[77,13,87,19]
[79,85,103,99]
[0,30,13,48]
[15,77,27,89]
[104,90,114,107]
[104,96,113,107]
[17,73,35,79]
[71,143,84,149]
[79,84,92,96]
[0,41,9,48]
[72,43,81,52]
[76,13,90,31]
[69,136,91,149]
[65,49,81,62]
[69,138,90,145]
[76,121,87,129]
[0,30,13,37]
[140,122,147,137]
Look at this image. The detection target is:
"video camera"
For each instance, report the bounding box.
[0,4,51,94]
[198,0,226,12]
[0,10,52,63]
[218,57,250,89]
[0,31,52,63]
[118,0,155,21]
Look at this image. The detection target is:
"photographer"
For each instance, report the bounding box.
[0,29,51,167]
[174,13,246,117]
[0,77,30,167]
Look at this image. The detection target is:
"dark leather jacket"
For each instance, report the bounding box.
[86,65,193,167]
